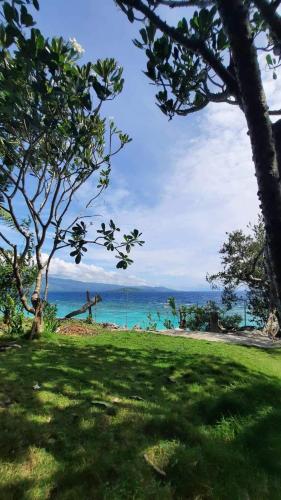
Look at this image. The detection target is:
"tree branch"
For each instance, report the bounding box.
[117,0,240,98]
[154,0,213,6]
[253,0,281,40]
[64,295,102,319]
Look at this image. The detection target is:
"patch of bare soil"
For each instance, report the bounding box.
[57,322,99,336]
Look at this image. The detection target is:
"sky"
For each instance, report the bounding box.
[4,0,281,290]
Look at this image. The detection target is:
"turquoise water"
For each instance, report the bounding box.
[48,290,252,330]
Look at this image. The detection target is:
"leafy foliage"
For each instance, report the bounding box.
[0,0,144,334]
[4,295,24,336]
[43,302,59,334]
[0,253,35,321]
[207,219,269,327]
[167,297,242,331]
[117,0,280,118]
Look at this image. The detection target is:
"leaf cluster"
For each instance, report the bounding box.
[118,0,281,118]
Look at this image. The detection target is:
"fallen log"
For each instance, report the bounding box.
[64,294,102,319]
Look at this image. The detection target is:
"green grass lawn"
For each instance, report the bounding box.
[1,331,281,499]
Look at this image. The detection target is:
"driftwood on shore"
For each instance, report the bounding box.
[64,294,102,319]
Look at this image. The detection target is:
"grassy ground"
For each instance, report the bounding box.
[1,330,281,499]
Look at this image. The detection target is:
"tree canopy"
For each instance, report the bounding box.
[0,0,144,337]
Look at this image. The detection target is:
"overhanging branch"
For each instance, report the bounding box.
[253,0,281,40]
[116,0,240,98]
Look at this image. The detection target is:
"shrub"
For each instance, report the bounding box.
[163,319,174,330]
[220,314,242,331]
[43,303,59,334]
[166,298,242,332]
[5,295,24,337]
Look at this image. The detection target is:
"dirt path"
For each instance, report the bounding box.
[155,329,281,349]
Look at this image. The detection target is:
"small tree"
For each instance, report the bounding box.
[167,297,242,331]
[0,1,144,338]
[116,0,281,323]
[207,219,270,328]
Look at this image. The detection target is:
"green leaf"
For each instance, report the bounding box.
[127,8,134,23]
[266,54,273,66]
[33,0,40,10]
[75,254,81,264]
[20,6,35,27]
[133,39,143,49]
[3,3,17,23]
[146,22,156,43]
[217,30,228,50]
[140,28,147,44]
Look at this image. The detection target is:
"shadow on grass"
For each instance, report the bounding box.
[1,335,281,499]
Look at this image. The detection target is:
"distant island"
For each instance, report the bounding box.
[48,277,176,293]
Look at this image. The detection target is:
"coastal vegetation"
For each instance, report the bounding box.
[207,218,270,328]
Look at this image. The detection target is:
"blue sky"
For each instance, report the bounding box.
[6,0,277,290]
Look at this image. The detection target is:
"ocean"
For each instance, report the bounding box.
[48,290,252,330]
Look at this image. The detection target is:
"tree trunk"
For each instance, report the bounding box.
[86,290,93,322]
[217,0,281,321]
[30,269,44,339]
[30,303,44,339]
[208,311,224,333]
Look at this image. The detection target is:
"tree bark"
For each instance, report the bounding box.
[64,295,102,319]
[217,0,281,321]
[30,303,44,339]
[30,269,44,339]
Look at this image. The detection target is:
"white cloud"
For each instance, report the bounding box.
[44,253,147,286]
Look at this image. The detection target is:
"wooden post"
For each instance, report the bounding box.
[86,290,92,322]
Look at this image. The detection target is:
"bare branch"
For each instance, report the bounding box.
[269,108,281,115]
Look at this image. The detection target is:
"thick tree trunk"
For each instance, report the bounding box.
[217,0,281,322]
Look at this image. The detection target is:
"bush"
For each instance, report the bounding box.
[163,319,174,330]
[185,305,209,331]
[43,303,59,334]
[166,298,242,332]
[5,295,24,337]
[146,312,159,331]
[220,314,242,331]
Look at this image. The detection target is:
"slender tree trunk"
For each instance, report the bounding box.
[217,0,281,322]
[30,270,44,339]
